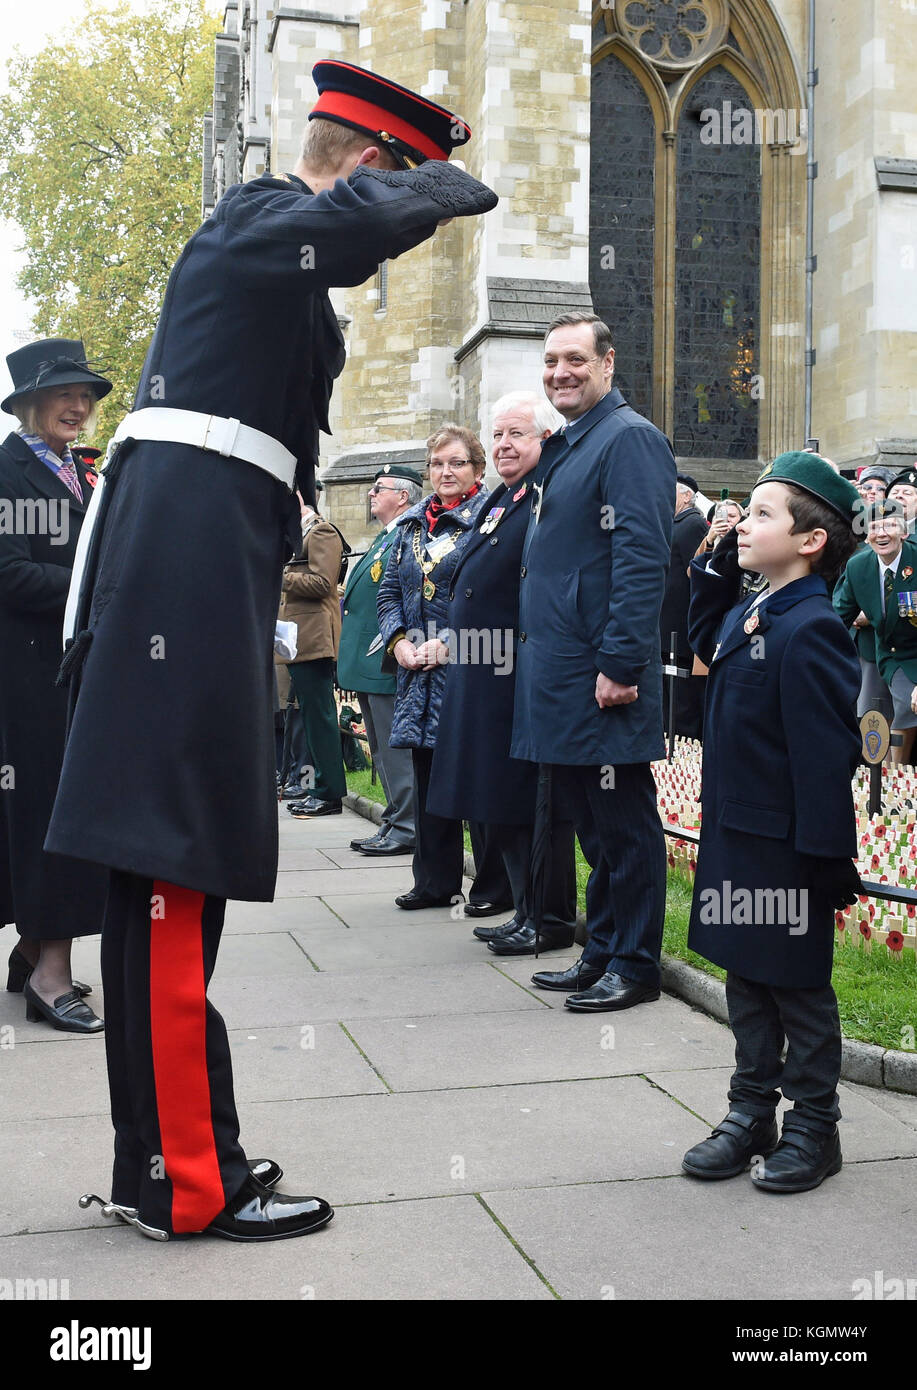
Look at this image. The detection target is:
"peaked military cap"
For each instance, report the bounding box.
[310,60,471,168]
[753,450,861,525]
[887,466,917,493]
[374,463,423,486]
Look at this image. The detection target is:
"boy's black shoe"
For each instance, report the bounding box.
[751,1119,842,1194]
[682,1111,778,1180]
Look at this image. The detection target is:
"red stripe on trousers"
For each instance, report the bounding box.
[149,881,225,1232]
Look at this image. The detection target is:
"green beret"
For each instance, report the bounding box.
[374,463,423,486]
[753,451,861,525]
[887,467,917,493]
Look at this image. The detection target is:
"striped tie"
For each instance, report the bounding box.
[884,567,894,614]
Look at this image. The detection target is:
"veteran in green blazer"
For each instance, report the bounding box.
[337,464,423,854]
[833,501,917,763]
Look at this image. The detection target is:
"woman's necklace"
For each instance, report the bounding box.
[412,525,456,601]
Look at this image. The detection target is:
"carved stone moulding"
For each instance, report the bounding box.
[615,0,729,73]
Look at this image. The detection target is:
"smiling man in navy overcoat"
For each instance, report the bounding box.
[511,313,676,1011]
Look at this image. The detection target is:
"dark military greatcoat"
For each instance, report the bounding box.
[45,162,497,900]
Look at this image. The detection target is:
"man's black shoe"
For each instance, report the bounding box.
[472,915,521,942]
[395,889,458,910]
[564,970,660,1012]
[288,797,342,818]
[351,831,386,850]
[356,836,415,856]
[531,957,605,992]
[281,780,307,799]
[204,1174,333,1242]
[248,1158,282,1188]
[751,1120,842,1194]
[681,1112,779,1180]
[487,923,576,956]
[464,901,513,919]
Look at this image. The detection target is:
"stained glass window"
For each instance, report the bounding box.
[673,67,760,458]
[589,55,656,416]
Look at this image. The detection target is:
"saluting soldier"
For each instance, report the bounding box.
[337,464,422,855]
[47,62,497,1243]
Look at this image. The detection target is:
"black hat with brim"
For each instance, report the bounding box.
[676,473,700,493]
[2,337,112,415]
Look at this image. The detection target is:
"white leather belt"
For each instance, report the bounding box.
[63,408,296,645]
[112,407,296,489]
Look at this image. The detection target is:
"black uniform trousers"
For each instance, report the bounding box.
[410,748,511,905]
[102,870,249,1235]
[552,761,665,987]
[725,972,842,1133]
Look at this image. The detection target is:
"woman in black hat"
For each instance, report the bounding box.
[0,338,112,1032]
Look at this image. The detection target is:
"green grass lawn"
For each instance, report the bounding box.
[345,768,917,1051]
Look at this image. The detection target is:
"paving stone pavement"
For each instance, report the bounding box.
[2,803,916,1302]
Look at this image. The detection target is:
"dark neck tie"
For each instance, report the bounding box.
[884,567,895,614]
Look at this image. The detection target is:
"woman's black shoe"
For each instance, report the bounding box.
[24,980,104,1034]
[7,945,91,996]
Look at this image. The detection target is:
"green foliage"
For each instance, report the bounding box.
[0,0,220,440]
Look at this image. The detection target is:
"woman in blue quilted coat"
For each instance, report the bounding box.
[377,425,490,907]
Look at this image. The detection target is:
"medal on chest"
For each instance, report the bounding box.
[480,506,505,536]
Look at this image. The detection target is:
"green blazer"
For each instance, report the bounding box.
[336,525,399,695]
[833,537,917,685]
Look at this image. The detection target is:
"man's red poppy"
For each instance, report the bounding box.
[886,930,904,952]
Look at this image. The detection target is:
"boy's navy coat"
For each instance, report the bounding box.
[510,388,676,767]
[45,163,497,901]
[687,564,861,988]
[427,477,537,825]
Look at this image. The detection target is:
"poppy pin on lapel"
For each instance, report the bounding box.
[743,612,759,635]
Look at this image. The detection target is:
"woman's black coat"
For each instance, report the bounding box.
[426,478,537,825]
[0,432,108,938]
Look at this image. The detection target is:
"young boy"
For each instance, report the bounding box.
[682,452,863,1194]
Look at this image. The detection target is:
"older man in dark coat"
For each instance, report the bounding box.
[511,313,675,1012]
[426,390,577,952]
[46,62,497,1243]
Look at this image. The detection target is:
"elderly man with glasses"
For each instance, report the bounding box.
[337,464,423,855]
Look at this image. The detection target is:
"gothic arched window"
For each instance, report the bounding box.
[591,0,804,468]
